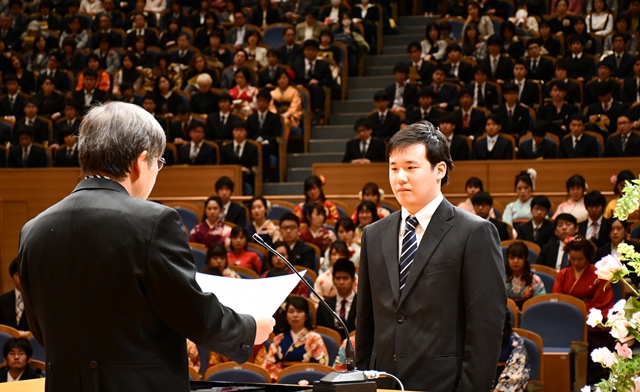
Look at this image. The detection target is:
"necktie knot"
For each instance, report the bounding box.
[406,215,418,231]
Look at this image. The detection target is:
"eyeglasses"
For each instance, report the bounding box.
[280,225,298,231]
[157,157,166,171]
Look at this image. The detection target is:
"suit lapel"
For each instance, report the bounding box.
[380,212,401,304]
[398,200,454,308]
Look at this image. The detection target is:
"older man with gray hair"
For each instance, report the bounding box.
[18,102,274,391]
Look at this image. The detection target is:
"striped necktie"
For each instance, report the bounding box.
[399,215,419,293]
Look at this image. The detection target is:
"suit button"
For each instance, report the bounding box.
[397,315,404,323]
[393,355,397,362]
[89,361,98,369]
[47,362,53,371]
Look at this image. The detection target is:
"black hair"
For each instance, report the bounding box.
[505,241,533,286]
[215,176,235,193]
[207,243,228,260]
[554,213,578,228]
[387,121,455,185]
[202,196,224,222]
[361,182,381,201]
[563,234,596,263]
[584,190,606,209]
[279,212,300,227]
[332,258,356,279]
[3,338,32,360]
[465,177,484,191]
[514,170,534,190]
[303,176,326,203]
[471,191,493,206]
[250,196,269,216]
[486,114,502,126]
[9,258,18,277]
[335,218,356,233]
[570,113,585,123]
[407,41,421,53]
[565,174,586,191]
[424,22,440,44]
[393,62,410,75]
[304,202,326,223]
[531,120,547,137]
[329,241,350,258]
[283,296,314,331]
[502,83,519,94]
[526,37,541,49]
[614,170,635,195]
[530,195,551,211]
[355,201,380,226]
[234,67,251,82]
[353,117,373,132]
[230,225,249,246]
[373,90,391,102]
[446,42,462,54]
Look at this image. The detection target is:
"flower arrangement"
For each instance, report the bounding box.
[583,175,640,392]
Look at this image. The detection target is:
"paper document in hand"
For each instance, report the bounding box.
[195,271,306,317]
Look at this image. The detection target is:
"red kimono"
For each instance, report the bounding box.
[552,264,614,316]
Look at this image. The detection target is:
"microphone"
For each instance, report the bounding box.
[252,234,376,392]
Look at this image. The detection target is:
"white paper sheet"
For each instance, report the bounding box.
[195,271,306,317]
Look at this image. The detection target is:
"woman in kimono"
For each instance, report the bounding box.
[553,175,588,222]
[228,68,258,118]
[189,196,232,248]
[246,196,281,247]
[299,202,337,254]
[263,296,329,381]
[269,69,302,128]
[503,169,536,228]
[505,241,546,309]
[293,176,340,224]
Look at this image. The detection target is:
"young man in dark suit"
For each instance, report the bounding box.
[18,103,273,390]
[442,43,473,85]
[622,57,640,105]
[169,33,196,66]
[454,89,487,138]
[524,38,554,82]
[559,114,600,158]
[517,120,558,159]
[545,60,583,106]
[342,117,387,163]
[11,99,51,145]
[52,99,82,148]
[34,76,65,118]
[125,12,159,48]
[468,66,499,110]
[584,62,622,107]
[493,83,530,138]
[512,60,541,108]
[538,80,580,140]
[367,90,401,140]
[220,122,260,195]
[258,49,284,89]
[536,213,578,271]
[53,125,80,167]
[36,52,72,93]
[578,191,612,249]
[0,338,43,382]
[407,42,435,86]
[178,122,217,165]
[565,34,596,82]
[292,39,333,124]
[0,75,27,121]
[602,33,635,79]
[92,0,125,30]
[315,259,357,340]
[7,128,48,168]
[168,105,204,145]
[142,94,169,134]
[472,192,510,241]
[604,114,640,157]
[585,82,627,136]
[516,196,556,247]
[119,83,144,106]
[438,114,470,160]
[72,69,107,115]
[215,176,248,227]
[480,35,514,83]
[428,66,458,111]
[356,122,505,391]
[385,63,418,112]
[471,114,514,160]
[206,93,238,141]
[276,27,302,66]
[406,89,444,124]
[0,259,29,332]
[248,90,282,181]
[279,213,318,272]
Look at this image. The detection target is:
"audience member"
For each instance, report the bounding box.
[464,1,494,39]
[170,105,200,145]
[178,122,217,165]
[428,66,458,110]
[202,243,241,278]
[299,202,337,254]
[512,60,541,108]
[37,52,71,93]
[586,0,614,36]
[92,35,121,75]
[604,115,640,157]
[605,170,637,219]
[8,128,47,168]
[421,22,447,61]
[73,69,107,114]
[52,100,82,148]
[189,74,219,116]
[517,120,558,159]
[559,114,599,158]
[315,259,357,340]
[454,89,487,138]
[189,196,232,248]
[261,241,309,296]
[221,50,252,90]
[565,35,596,82]
[315,242,352,300]
[585,82,626,136]
[246,196,282,246]
[407,41,435,86]
[330,218,361,269]
[75,54,112,92]
[229,68,259,118]
[553,174,588,222]
[0,75,26,121]
[220,122,260,194]
[12,100,50,145]
[442,43,473,84]
[142,94,169,133]
[292,39,332,124]
[277,28,302,66]
[0,338,42,382]
[258,49,283,89]
[279,213,317,272]
[595,218,640,282]
[622,57,640,105]
[342,117,387,164]
[294,176,340,224]
[457,177,489,216]
[407,88,444,124]
[53,125,79,167]
[537,213,579,270]
[480,35,513,83]
[524,38,554,82]
[493,83,530,138]
[538,80,579,139]
[354,201,380,243]
[461,22,487,61]
[126,12,159,48]
[227,226,263,274]
[245,30,268,69]
[501,21,525,59]
[472,192,511,241]
[505,241,546,307]
[548,0,576,35]
[503,170,536,227]
[216,176,247,227]
[471,115,513,160]
[0,259,29,333]
[206,93,238,141]
[386,63,417,112]
[579,190,612,249]
[516,195,556,246]
[469,66,499,109]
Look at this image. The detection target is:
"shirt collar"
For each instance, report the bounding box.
[487,134,499,143]
[401,192,443,227]
[234,139,246,149]
[336,290,356,304]
[162,91,172,99]
[192,140,204,148]
[379,109,388,116]
[588,216,603,226]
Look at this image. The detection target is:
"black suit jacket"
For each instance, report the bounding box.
[292,58,333,88]
[454,108,487,138]
[34,92,65,117]
[276,44,303,67]
[559,133,599,158]
[490,218,511,241]
[125,29,158,48]
[250,6,281,26]
[471,136,514,160]
[342,137,387,163]
[54,146,80,167]
[356,200,506,391]
[525,57,554,82]
[585,101,627,134]
[516,80,541,107]
[448,134,471,161]
[258,66,282,88]
[428,84,458,110]
[19,178,255,391]
[603,52,635,79]
[566,53,596,80]
[0,94,27,120]
[493,104,530,137]
[169,49,196,66]
[316,295,357,340]
[93,12,125,31]
[177,141,218,165]
[367,111,401,140]
[206,113,238,140]
[168,118,204,143]
[412,61,435,86]
[442,61,474,84]
[54,118,82,145]
[468,82,499,109]
[190,92,219,115]
[585,79,621,107]
[604,132,640,157]
[517,138,558,159]
[220,141,260,186]
[480,56,514,82]
[247,111,282,146]
[225,202,247,227]
[0,366,42,382]
[516,220,556,248]
[73,90,108,114]
[622,77,640,105]
[7,144,48,168]
[384,83,418,111]
[12,118,51,145]
[36,70,72,93]
[406,107,444,124]
[536,241,569,269]
[289,240,317,272]
[0,290,29,331]
[578,218,613,249]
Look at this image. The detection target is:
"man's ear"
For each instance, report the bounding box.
[131,150,149,180]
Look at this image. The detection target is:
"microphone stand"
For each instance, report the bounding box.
[252,234,376,392]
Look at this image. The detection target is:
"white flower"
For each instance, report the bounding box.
[634,376,640,392]
[632,312,640,326]
[587,308,604,327]
[611,320,630,341]
[608,299,627,320]
[615,342,633,359]
[591,347,618,367]
[581,387,591,392]
[595,255,624,281]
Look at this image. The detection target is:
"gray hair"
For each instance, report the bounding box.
[78,102,166,179]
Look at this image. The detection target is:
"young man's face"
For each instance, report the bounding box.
[279,219,299,243]
[189,126,206,143]
[6,81,18,95]
[613,36,626,52]
[447,49,461,62]
[355,125,372,141]
[597,65,611,80]
[24,103,38,118]
[459,94,472,109]
[488,43,500,56]
[618,116,632,135]
[432,69,445,84]
[550,85,566,101]
[555,219,577,240]
[527,43,541,58]
[177,35,189,49]
[18,134,33,148]
[217,186,232,204]
[257,97,269,112]
[514,64,527,80]
[531,204,548,223]
[284,29,295,45]
[42,79,55,94]
[408,46,422,63]
[570,41,583,55]
[267,53,278,66]
[83,76,97,91]
[418,95,432,109]
[374,99,389,112]
[569,119,584,137]
[219,99,231,112]
[333,271,355,298]
[474,71,486,84]
[5,347,28,373]
[394,71,407,84]
[439,121,455,136]
[304,46,318,61]
[234,51,246,66]
[143,99,156,113]
[473,202,492,219]
[233,127,247,143]
[504,91,518,105]
[586,204,604,221]
[485,119,500,137]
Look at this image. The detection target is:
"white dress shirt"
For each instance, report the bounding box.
[398,193,444,259]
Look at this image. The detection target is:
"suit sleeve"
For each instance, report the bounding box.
[145,208,256,362]
[457,219,507,391]
[355,225,373,370]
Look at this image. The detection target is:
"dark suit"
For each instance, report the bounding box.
[493,104,530,137]
[342,137,387,163]
[73,90,108,114]
[471,136,514,160]
[258,66,284,88]
[120,95,144,106]
[447,134,471,161]
[19,177,256,391]
[169,49,196,66]
[54,145,80,167]
[584,79,621,107]
[406,107,444,124]
[480,56,514,82]
[292,57,333,112]
[454,108,487,138]
[468,82,499,109]
[385,83,418,111]
[247,110,282,146]
[36,70,72,93]
[316,295,357,340]
[622,77,640,105]
[7,144,48,168]
[178,141,217,165]
[517,220,556,248]
[93,11,125,31]
[578,218,612,249]
[517,138,558,159]
[168,118,204,144]
[367,111,401,140]
[125,29,158,48]
[603,132,640,157]
[442,61,474,84]
[566,53,596,81]
[0,94,27,121]
[225,202,248,227]
[226,27,257,46]
[35,15,61,31]
[544,78,582,106]
[0,290,29,331]
[526,57,554,82]
[289,240,317,272]
[250,6,281,26]
[12,118,51,145]
[515,80,541,107]
[190,92,219,115]
[536,241,570,270]
[0,366,42,382]
[428,84,458,110]
[206,113,238,140]
[603,52,635,79]
[537,102,579,139]
[559,133,599,158]
[220,141,260,192]
[489,218,511,241]
[92,30,124,49]
[34,92,65,117]
[276,44,303,67]
[411,61,435,86]
[585,101,627,135]
[356,200,506,391]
